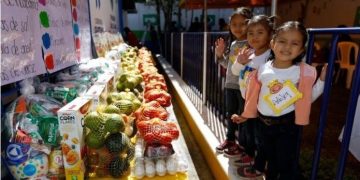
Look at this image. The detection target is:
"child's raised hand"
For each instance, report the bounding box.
[320,63,328,81]
[215,38,226,58]
[236,47,253,65]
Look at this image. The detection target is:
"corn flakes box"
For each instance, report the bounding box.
[57,97,93,180]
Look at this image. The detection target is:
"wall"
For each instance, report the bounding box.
[127,3,236,32]
[127,3,157,31]
[278,0,360,28]
[89,0,120,33]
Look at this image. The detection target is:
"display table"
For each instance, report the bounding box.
[88,105,199,180]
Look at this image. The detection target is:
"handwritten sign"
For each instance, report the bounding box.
[38,0,76,73]
[1,1,46,85]
[77,0,92,61]
[264,80,303,115]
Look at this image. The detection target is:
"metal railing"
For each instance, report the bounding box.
[172,33,182,75]
[162,27,360,179]
[182,33,204,96]
[306,28,360,180]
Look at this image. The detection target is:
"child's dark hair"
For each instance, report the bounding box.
[246,15,275,35]
[268,21,308,64]
[225,7,253,54]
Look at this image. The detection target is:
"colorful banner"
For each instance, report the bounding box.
[1,1,46,85]
[38,0,76,73]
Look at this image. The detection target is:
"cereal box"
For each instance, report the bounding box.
[57,97,93,180]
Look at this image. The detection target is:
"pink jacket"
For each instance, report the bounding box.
[242,62,317,125]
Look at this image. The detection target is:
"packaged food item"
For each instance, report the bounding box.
[3,143,48,179]
[37,116,60,146]
[57,97,93,179]
[84,84,107,110]
[95,74,115,93]
[48,149,64,176]
[144,144,175,159]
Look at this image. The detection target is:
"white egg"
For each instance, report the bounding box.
[135,145,144,158]
[145,162,155,177]
[166,158,177,175]
[135,144,143,149]
[135,158,144,167]
[134,165,145,179]
[135,152,143,158]
[177,160,188,173]
[156,159,166,176]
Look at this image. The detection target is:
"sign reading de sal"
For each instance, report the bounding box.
[1,0,46,85]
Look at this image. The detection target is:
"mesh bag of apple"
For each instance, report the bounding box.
[84,111,136,178]
[136,117,179,158]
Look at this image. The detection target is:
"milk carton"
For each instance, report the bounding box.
[57,97,93,180]
[95,74,115,93]
[84,84,107,110]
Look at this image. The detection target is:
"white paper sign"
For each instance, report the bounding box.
[1,1,46,85]
[77,0,92,61]
[38,0,76,73]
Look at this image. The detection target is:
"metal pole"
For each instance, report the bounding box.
[204,0,207,32]
[181,33,184,78]
[271,0,277,16]
[202,32,207,107]
[118,0,123,34]
[271,0,277,27]
[306,33,315,64]
[171,33,174,66]
[310,34,339,180]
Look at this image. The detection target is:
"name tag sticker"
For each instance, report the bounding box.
[264,80,303,115]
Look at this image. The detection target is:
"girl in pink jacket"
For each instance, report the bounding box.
[232,21,327,179]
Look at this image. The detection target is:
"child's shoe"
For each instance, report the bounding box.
[237,165,263,178]
[224,145,244,157]
[233,154,254,167]
[215,140,235,153]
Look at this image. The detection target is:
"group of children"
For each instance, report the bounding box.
[214,7,328,179]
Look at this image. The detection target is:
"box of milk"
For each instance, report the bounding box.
[84,84,107,110]
[57,97,93,180]
[95,74,115,93]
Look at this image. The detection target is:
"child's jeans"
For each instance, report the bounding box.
[225,88,243,141]
[254,111,301,180]
[240,118,256,157]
